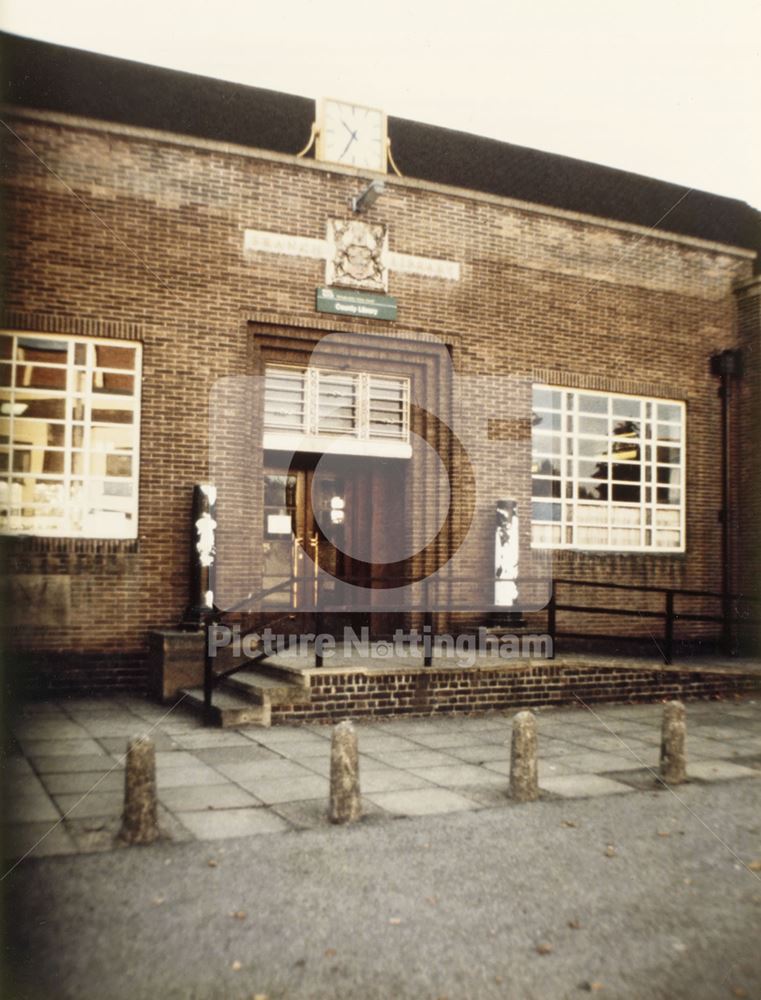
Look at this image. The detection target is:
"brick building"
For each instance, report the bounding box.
[1,33,760,700]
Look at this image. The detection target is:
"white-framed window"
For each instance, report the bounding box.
[531,385,684,552]
[0,332,141,539]
[263,365,411,457]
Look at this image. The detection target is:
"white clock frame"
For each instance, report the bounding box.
[316,98,388,174]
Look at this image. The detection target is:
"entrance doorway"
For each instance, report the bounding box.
[261,453,407,637]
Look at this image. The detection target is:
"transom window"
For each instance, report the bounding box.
[263,365,410,457]
[0,332,141,539]
[531,385,684,551]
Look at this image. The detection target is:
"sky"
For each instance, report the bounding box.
[2,0,760,208]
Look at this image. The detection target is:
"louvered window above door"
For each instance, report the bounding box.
[263,365,410,458]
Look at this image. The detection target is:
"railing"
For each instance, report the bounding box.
[201,581,296,724]
[546,577,759,665]
[200,572,758,720]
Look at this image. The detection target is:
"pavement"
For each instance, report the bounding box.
[2,693,761,861]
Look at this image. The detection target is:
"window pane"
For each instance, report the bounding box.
[577,415,607,435]
[318,373,358,434]
[264,368,306,430]
[369,377,406,439]
[16,337,68,366]
[533,457,560,476]
[532,501,561,522]
[532,433,560,455]
[533,388,560,410]
[532,411,561,432]
[577,393,608,414]
[532,477,561,498]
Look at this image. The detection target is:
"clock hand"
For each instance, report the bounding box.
[339,131,357,160]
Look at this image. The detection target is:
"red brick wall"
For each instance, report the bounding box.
[270,665,761,723]
[1,110,754,689]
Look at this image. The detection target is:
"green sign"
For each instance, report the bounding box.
[316,287,397,321]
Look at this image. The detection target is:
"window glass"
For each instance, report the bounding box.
[531,384,683,551]
[0,332,141,538]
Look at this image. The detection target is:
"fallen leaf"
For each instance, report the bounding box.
[389,918,402,925]
[731,988,748,998]
[747,860,761,872]
[535,942,553,955]
[604,846,617,858]
[207,859,218,868]
[230,911,247,920]
[568,918,582,930]
[324,948,336,958]
[495,976,503,984]
[562,820,577,828]
[579,982,604,993]
[657,831,671,838]
[231,960,241,971]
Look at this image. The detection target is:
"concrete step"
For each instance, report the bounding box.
[223,668,311,706]
[180,687,271,728]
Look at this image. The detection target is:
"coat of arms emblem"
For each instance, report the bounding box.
[326,219,388,291]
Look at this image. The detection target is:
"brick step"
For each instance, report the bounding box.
[223,667,311,706]
[180,686,271,728]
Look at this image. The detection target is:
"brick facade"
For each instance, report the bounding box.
[1,105,757,692]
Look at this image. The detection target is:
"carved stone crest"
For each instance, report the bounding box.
[326,218,388,291]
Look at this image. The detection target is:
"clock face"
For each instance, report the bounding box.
[317,99,387,173]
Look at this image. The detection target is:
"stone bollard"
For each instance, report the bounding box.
[509,710,539,802]
[329,720,362,824]
[659,700,687,785]
[119,735,161,845]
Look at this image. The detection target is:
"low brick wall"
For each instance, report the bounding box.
[270,663,761,723]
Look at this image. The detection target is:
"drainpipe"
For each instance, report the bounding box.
[710,349,743,655]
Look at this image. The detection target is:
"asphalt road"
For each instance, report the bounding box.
[4,780,761,1000]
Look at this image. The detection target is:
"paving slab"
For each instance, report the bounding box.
[358,768,438,793]
[193,745,283,766]
[539,774,636,797]
[398,732,483,749]
[215,759,314,783]
[172,731,256,750]
[242,775,328,804]
[408,764,507,788]
[555,750,656,773]
[365,787,481,816]
[18,738,106,758]
[176,807,291,840]
[97,734,179,754]
[364,749,459,769]
[444,743,508,764]
[155,751,205,769]
[158,784,260,812]
[156,766,228,789]
[11,720,93,741]
[28,753,120,774]
[6,793,60,823]
[686,760,761,782]
[2,820,77,861]
[52,791,124,819]
[40,770,125,795]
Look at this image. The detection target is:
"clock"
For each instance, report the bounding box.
[316,99,387,173]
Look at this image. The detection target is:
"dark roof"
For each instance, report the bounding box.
[2,31,759,269]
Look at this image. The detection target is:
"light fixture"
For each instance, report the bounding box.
[350,179,385,214]
[0,402,28,416]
